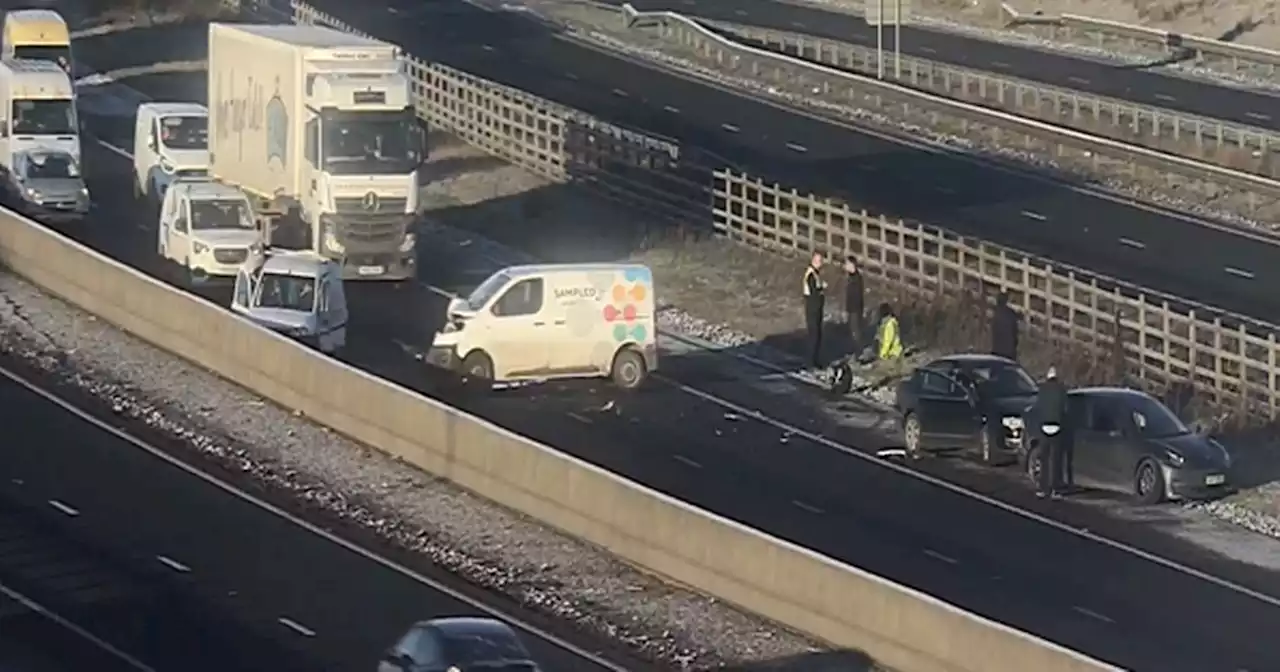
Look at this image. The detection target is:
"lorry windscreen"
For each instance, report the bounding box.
[322,109,420,175]
[13,45,70,72]
[192,200,253,230]
[12,99,74,135]
[160,115,207,150]
[256,273,316,312]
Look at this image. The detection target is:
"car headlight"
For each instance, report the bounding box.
[192,241,209,255]
[399,232,416,252]
[1001,416,1023,429]
[79,186,89,198]
[24,187,39,199]
[1164,449,1185,467]
[323,229,344,254]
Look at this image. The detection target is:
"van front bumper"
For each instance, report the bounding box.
[425,345,460,371]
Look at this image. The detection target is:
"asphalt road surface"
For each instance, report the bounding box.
[607,0,1280,133]
[56,20,1280,670]
[0,374,620,671]
[244,1,1280,325]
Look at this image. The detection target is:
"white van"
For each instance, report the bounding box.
[427,263,658,389]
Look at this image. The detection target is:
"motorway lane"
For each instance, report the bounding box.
[140,5,1280,325]
[0,375,618,671]
[65,23,1280,670]
[70,90,1280,669]
[609,0,1280,133]
[0,593,141,672]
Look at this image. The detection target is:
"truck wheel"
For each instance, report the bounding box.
[610,347,647,390]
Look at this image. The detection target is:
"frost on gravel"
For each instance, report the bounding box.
[0,273,835,669]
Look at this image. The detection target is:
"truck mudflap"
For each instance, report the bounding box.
[341,252,416,281]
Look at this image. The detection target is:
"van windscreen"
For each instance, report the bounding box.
[466,271,512,310]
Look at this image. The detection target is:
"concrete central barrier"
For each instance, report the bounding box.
[0,208,1120,672]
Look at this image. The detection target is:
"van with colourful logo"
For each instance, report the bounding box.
[428,263,657,389]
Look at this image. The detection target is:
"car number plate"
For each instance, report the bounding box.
[1205,474,1226,486]
[357,265,385,276]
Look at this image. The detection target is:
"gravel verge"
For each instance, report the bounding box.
[515,0,1274,231]
[0,271,869,670]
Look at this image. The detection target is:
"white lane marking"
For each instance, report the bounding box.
[721,123,740,132]
[663,105,680,113]
[934,186,956,195]
[990,61,1011,68]
[567,412,593,424]
[564,72,578,80]
[1020,210,1047,221]
[672,454,703,469]
[790,21,806,28]
[278,617,316,637]
[156,555,191,573]
[1118,237,1146,250]
[0,579,156,670]
[0,367,628,671]
[98,140,133,159]
[877,448,908,458]
[611,88,628,97]
[734,9,747,15]
[786,142,808,153]
[48,499,79,517]
[658,375,1280,610]
[1072,606,1114,623]
[792,500,824,514]
[1246,111,1271,121]
[1067,76,1090,85]
[919,46,937,54]
[1225,266,1256,280]
[1154,93,1176,102]
[923,549,958,565]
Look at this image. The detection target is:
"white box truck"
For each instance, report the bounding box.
[207,23,425,281]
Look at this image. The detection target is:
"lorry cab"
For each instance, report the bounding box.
[0,59,79,170]
[157,178,262,284]
[427,263,658,389]
[231,248,347,354]
[133,102,208,206]
[2,10,71,74]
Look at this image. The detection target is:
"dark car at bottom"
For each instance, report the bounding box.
[895,354,1039,465]
[378,617,540,672]
[1022,387,1233,504]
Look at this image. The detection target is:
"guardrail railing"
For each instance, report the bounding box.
[711,20,1280,179]
[287,0,1280,416]
[616,5,1280,219]
[1003,4,1280,75]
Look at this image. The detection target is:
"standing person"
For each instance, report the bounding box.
[802,252,827,368]
[991,291,1020,361]
[844,257,865,354]
[1031,366,1069,499]
[874,302,903,361]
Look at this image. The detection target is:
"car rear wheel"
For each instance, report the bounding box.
[1134,459,1165,504]
[903,413,923,460]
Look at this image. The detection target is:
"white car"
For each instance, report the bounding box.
[156,179,262,285]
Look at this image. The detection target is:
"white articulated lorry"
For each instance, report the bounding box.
[207,23,425,281]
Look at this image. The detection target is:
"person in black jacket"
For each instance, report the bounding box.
[1031,366,1069,499]
[802,252,827,367]
[844,257,865,353]
[991,291,1020,361]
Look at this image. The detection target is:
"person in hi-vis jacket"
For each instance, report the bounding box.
[802,252,827,368]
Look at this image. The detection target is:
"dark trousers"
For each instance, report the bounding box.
[847,310,864,352]
[1038,435,1071,494]
[806,310,823,367]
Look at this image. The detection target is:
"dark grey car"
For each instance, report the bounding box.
[1022,387,1233,503]
[895,354,1038,465]
[378,617,540,672]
